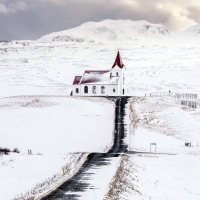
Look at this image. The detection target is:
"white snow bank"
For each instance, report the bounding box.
[0,96,114,154]
[130,154,200,200]
[125,98,200,200]
[129,98,200,154]
[131,127,184,153]
[0,152,86,200]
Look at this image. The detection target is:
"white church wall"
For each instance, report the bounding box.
[73,76,126,96]
[79,84,119,96]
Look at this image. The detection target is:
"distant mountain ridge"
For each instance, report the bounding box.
[37,20,173,43]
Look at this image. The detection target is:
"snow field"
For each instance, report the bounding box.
[0,96,115,154]
[1,42,200,98]
[0,152,87,200]
[130,98,200,153]
[122,97,200,200]
[107,153,200,200]
[0,96,114,199]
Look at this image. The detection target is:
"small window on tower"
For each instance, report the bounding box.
[113,89,115,92]
[116,72,118,76]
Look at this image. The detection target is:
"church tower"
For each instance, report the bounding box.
[111,51,125,95]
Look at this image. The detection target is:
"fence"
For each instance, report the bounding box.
[146,92,198,109]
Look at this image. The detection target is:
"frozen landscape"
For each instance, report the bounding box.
[0,19,200,199]
[1,20,200,97]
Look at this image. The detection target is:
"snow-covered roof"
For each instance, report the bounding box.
[80,70,119,85]
[73,76,82,85]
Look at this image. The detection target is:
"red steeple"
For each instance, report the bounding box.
[112,51,124,69]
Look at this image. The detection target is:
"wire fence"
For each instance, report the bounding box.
[146,92,199,109]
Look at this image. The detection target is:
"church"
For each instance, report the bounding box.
[72,51,126,96]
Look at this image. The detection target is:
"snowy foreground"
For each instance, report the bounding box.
[0,96,114,200]
[0,153,88,200]
[0,96,114,154]
[104,97,200,200]
[1,97,200,200]
[1,19,200,199]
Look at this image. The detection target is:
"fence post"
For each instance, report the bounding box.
[62,167,65,175]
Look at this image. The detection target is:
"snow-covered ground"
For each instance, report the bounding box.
[0,153,88,200]
[0,96,114,154]
[0,96,114,199]
[129,97,200,153]
[1,19,200,199]
[105,97,200,200]
[1,42,200,97]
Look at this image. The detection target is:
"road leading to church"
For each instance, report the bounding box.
[41,97,129,200]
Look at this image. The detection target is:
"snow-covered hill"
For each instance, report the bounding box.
[177,24,200,38]
[37,20,172,43]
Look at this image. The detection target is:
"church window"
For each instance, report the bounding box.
[92,86,96,94]
[76,88,79,93]
[101,86,105,94]
[84,86,88,93]
[116,72,118,76]
[113,89,115,92]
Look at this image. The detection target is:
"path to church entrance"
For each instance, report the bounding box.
[40,97,130,200]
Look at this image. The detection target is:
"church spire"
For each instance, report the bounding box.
[112,51,124,69]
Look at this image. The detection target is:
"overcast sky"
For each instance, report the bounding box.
[0,0,200,40]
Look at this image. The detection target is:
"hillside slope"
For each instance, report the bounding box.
[37,20,172,43]
[177,24,200,38]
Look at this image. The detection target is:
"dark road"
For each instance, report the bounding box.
[40,97,129,200]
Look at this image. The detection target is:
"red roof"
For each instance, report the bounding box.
[73,76,82,85]
[84,70,110,74]
[77,70,118,85]
[80,70,111,84]
[112,51,124,69]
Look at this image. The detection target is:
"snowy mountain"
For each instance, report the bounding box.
[37,20,172,43]
[177,23,200,38]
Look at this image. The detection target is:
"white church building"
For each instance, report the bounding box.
[72,51,126,96]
